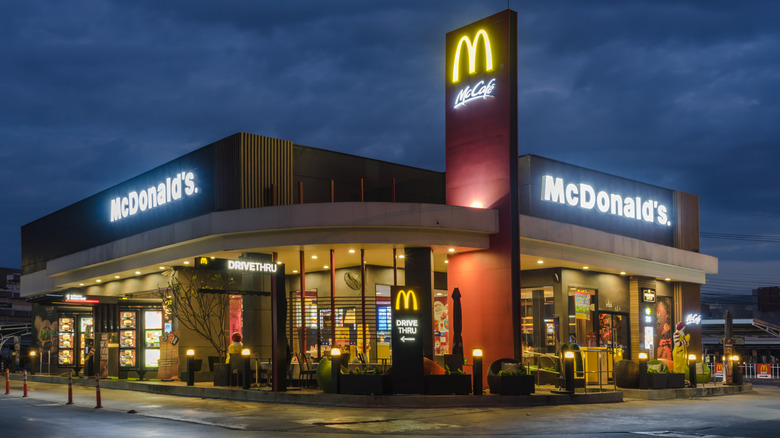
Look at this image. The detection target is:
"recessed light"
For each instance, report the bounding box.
[583,266,589,270]
[665,278,671,281]
[114,275,120,279]
[276,261,282,265]
[311,255,318,259]
[183,261,190,265]
[620,271,626,275]
[323,266,329,269]
[537,260,544,264]
[159,266,165,270]
[96,279,101,283]
[292,270,298,273]
[135,271,141,275]
[210,256,215,260]
[348,249,355,254]
[398,255,405,259]
[79,283,84,286]
[448,248,455,253]
[444,260,449,264]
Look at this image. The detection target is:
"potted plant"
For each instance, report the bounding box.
[489,368,535,395]
[647,368,668,389]
[338,366,390,395]
[424,366,472,395]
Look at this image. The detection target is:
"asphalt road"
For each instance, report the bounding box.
[1,380,779,437]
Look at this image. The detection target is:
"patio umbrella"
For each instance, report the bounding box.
[451,287,464,357]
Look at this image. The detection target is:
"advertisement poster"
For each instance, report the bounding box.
[757,363,771,379]
[574,292,590,320]
[433,295,449,355]
[714,362,724,378]
[157,332,180,381]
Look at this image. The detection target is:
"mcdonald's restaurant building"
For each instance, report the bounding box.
[21,10,716,390]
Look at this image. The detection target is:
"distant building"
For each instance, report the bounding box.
[701,287,780,363]
[1,267,32,368]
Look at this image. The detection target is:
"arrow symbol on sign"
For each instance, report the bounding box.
[400,336,415,343]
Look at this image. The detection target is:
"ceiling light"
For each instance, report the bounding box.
[323,266,329,269]
[96,279,101,283]
[135,271,141,275]
[79,283,84,286]
[276,261,282,265]
[665,278,671,281]
[210,256,215,260]
[311,255,318,259]
[348,249,355,254]
[114,275,120,279]
[537,260,544,264]
[444,260,449,264]
[292,270,298,274]
[183,261,190,265]
[620,271,626,275]
[398,255,405,259]
[159,266,165,270]
[583,266,589,270]
[448,248,455,253]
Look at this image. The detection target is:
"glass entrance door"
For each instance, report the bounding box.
[597,312,629,359]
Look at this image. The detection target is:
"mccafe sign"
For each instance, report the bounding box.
[451,29,496,110]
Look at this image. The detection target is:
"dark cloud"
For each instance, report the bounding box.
[2,1,779,292]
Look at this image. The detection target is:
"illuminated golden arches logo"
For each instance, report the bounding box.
[199,257,208,265]
[395,289,418,311]
[452,29,493,83]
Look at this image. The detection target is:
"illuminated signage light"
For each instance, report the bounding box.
[686,313,702,325]
[227,260,277,273]
[454,79,496,109]
[452,29,493,83]
[110,171,197,222]
[541,175,671,226]
[394,289,418,311]
[451,29,496,110]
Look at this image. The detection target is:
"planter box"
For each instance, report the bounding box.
[488,374,535,395]
[339,374,390,395]
[666,373,685,388]
[536,370,559,386]
[424,374,472,395]
[648,373,667,389]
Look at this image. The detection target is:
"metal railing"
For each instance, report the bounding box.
[523,347,618,392]
[713,362,780,379]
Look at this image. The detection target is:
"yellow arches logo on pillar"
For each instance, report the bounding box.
[395,289,418,311]
[452,29,493,83]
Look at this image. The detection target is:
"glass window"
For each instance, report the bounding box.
[521,287,555,353]
[568,288,597,346]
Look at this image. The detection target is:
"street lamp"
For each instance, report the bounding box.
[638,352,648,389]
[472,348,483,396]
[330,347,341,394]
[242,348,251,390]
[688,354,697,388]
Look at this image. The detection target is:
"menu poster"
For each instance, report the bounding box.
[145,330,162,348]
[120,312,136,329]
[120,330,136,348]
[144,310,163,330]
[145,349,161,368]
[120,349,136,367]
[59,349,73,365]
[58,317,75,365]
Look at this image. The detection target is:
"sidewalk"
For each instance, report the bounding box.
[7,372,754,408]
[10,372,623,408]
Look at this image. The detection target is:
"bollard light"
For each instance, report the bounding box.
[638,352,648,390]
[242,348,251,389]
[688,354,697,388]
[330,347,341,394]
[564,351,575,394]
[472,348,483,396]
[29,351,37,375]
[186,349,196,386]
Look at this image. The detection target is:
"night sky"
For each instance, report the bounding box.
[2,1,779,295]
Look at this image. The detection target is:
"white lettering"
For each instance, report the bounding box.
[108,171,198,222]
[540,175,672,227]
[227,260,277,273]
[453,78,496,109]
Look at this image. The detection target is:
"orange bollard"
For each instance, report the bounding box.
[4,369,9,395]
[67,371,73,405]
[94,375,102,409]
[23,370,28,397]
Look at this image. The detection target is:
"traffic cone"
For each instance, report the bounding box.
[95,375,102,408]
[67,371,73,405]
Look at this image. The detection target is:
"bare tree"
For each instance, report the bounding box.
[158,268,235,361]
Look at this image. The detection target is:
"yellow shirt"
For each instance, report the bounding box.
[226,342,243,363]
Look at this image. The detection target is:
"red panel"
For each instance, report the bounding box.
[445,10,519,386]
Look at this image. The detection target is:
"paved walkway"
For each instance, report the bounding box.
[7,372,752,408]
